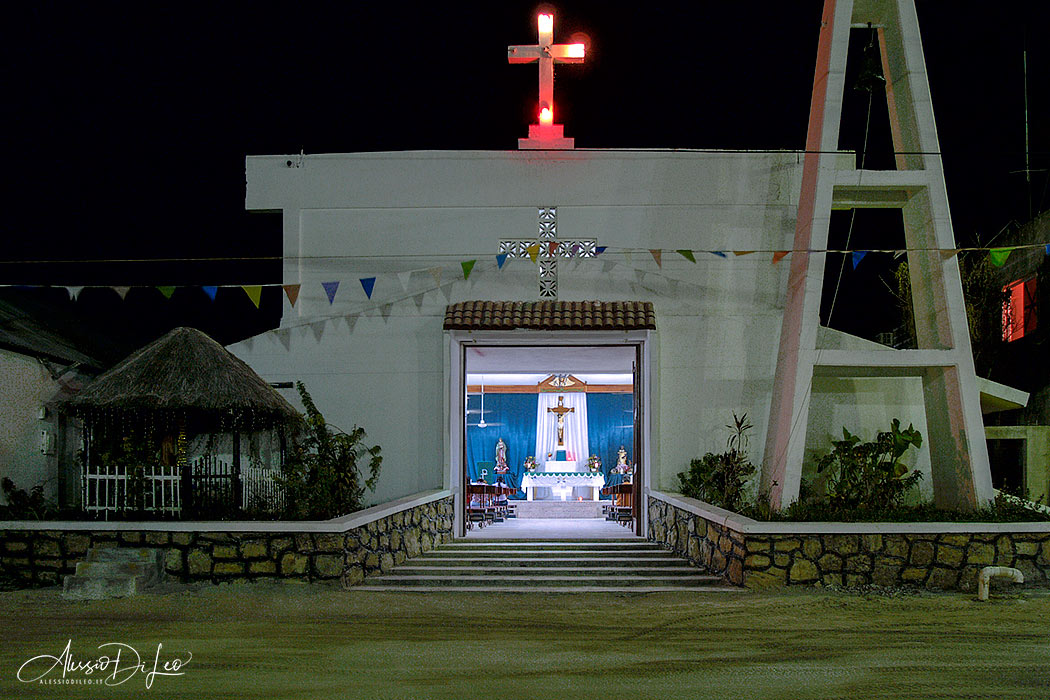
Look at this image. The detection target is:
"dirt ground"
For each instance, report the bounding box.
[1,582,1048,699]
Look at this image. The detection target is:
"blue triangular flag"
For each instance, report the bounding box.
[359,277,376,300]
[851,251,867,269]
[710,251,727,259]
[595,246,607,255]
[202,286,218,301]
[1045,243,1049,256]
[496,253,508,269]
[322,281,340,304]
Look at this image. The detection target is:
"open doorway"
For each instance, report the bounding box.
[459,343,643,539]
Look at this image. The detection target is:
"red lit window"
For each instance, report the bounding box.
[1002,277,1037,342]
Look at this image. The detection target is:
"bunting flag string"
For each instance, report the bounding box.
[203,285,218,301]
[649,249,662,268]
[989,248,1012,268]
[676,250,696,263]
[283,284,300,307]
[428,267,443,287]
[851,251,867,269]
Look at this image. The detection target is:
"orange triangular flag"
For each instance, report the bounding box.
[649,249,662,267]
[283,284,301,307]
[939,248,960,260]
[242,285,262,308]
[733,250,755,256]
[772,251,790,264]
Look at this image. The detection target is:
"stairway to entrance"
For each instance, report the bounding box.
[354,538,742,593]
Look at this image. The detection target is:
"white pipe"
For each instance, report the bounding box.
[977,566,1024,601]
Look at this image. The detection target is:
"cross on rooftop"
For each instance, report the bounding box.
[508,13,585,149]
[500,207,597,298]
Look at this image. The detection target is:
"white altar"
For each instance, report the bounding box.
[543,460,583,473]
[520,472,605,501]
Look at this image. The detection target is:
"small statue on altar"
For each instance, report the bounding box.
[587,454,602,472]
[613,446,631,473]
[494,438,510,473]
[524,456,537,472]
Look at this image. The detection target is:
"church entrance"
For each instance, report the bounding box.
[450,337,648,539]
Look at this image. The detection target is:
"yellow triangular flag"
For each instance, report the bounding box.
[733,250,756,256]
[242,285,262,308]
[526,244,541,263]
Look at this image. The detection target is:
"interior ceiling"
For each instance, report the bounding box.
[465,346,635,385]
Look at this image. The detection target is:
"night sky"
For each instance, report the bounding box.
[3,1,1047,350]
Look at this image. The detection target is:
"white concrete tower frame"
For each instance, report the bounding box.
[761,0,994,510]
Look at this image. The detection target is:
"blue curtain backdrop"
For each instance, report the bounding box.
[466,393,538,499]
[466,392,633,500]
[586,393,635,492]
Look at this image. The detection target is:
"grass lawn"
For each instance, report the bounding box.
[1,582,1048,699]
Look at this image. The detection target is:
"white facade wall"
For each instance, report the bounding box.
[0,349,61,505]
[230,149,932,507]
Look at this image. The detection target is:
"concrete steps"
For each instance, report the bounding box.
[62,547,164,600]
[355,538,742,593]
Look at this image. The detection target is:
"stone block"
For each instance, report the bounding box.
[745,568,787,589]
[394,550,406,565]
[910,541,934,567]
[38,570,60,585]
[3,540,28,553]
[393,511,404,528]
[249,560,277,575]
[900,567,927,583]
[404,533,421,558]
[939,534,970,548]
[862,534,882,552]
[822,573,845,587]
[872,563,901,587]
[295,533,313,552]
[380,553,395,572]
[845,574,868,587]
[883,536,908,559]
[927,567,959,591]
[315,534,343,553]
[187,550,211,576]
[789,558,819,583]
[119,531,143,545]
[164,549,184,574]
[36,558,63,570]
[214,562,244,576]
[270,537,293,554]
[745,553,771,570]
[379,535,390,551]
[145,532,170,546]
[845,554,873,574]
[389,530,402,552]
[967,541,995,565]
[364,553,380,570]
[825,535,859,556]
[199,532,232,543]
[818,553,844,572]
[802,539,822,560]
[420,533,433,553]
[773,552,790,568]
[280,552,308,576]
[710,548,727,573]
[1015,541,1040,557]
[727,558,743,585]
[773,538,800,553]
[212,545,239,560]
[241,541,268,560]
[313,554,344,579]
[995,536,1014,563]
[35,540,61,558]
[746,538,771,554]
[935,545,964,568]
[172,532,194,547]
[64,534,91,555]
[342,565,365,587]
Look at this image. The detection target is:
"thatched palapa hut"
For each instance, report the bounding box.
[62,327,301,518]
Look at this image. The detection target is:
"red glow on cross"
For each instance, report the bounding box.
[538,13,554,34]
[540,106,553,125]
[565,43,585,59]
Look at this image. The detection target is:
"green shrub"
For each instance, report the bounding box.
[812,419,923,513]
[279,382,382,519]
[677,413,755,512]
[0,478,58,520]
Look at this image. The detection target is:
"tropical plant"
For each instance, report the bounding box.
[0,478,58,520]
[677,413,756,511]
[279,382,382,519]
[814,418,923,512]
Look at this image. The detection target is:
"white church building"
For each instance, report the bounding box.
[229,0,1024,536]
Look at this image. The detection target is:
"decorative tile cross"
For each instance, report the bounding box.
[500,207,597,298]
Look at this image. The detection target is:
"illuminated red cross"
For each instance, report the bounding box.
[508,13,585,149]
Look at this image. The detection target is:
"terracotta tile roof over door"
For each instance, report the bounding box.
[443,301,655,331]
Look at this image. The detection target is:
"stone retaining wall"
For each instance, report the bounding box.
[648,494,1050,591]
[0,495,454,587]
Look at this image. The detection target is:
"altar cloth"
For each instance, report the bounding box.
[520,472,605,501]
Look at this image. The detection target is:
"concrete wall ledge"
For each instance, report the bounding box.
[0,489,452,534]
[650,490,1050,536]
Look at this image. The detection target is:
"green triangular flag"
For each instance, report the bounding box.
[989,248,1013,267]
[676,250,696,263]
[157,286,176,299]
[461,260,476,280]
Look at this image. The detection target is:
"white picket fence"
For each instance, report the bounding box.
[81,457,284,519]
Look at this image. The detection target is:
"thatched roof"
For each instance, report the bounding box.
[62,327,299,429]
